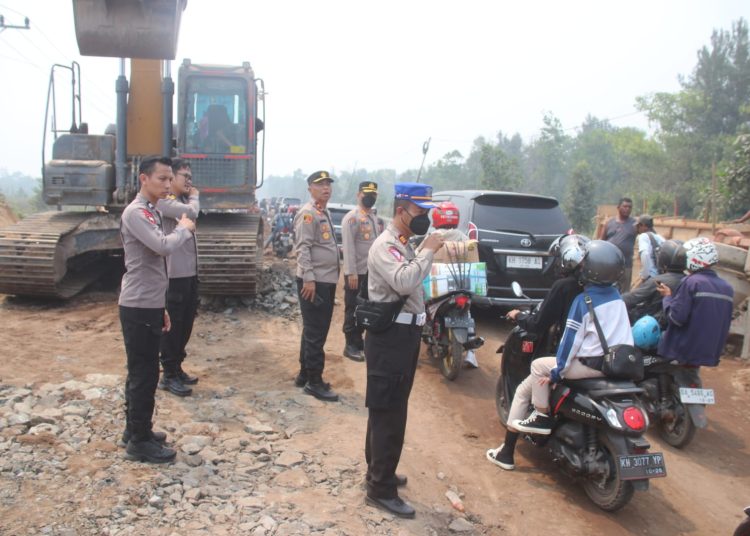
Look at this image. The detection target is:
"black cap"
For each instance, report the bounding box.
[359,181,378,193]
[307,170,334,185]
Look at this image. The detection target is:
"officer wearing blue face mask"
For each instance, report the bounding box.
[362,182,444,519]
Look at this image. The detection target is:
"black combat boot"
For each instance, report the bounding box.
[125,438,177,464]
[304,374,339,402]
[159,373,192,397]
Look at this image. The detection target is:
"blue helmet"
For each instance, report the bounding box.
[632,315,661,350]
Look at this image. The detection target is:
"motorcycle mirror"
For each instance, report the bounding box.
[511,281,523,298]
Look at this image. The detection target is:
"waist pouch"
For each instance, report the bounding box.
[355,296,406,333]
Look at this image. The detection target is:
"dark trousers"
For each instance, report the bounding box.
[343,273,368,348]
[160,276,199,375]
[120,306,164,441]
[364,322,421,499]
[297,278,337,376]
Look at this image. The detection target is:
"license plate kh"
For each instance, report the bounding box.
[506,255,543,270]
[679,387,715,405]
[617,453,667,480]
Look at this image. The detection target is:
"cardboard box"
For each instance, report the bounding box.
[432,240,480,263]
[423,262,488,299]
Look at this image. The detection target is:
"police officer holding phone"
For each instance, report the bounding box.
[293,171,340,401]
[363,182,444,518]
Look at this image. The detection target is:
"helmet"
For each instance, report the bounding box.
[581,240,624,285]
[657,239,686,273]
[432,201,460,229]
[549,234,590,274]
[683,236,719,272]
[632,315,661,350]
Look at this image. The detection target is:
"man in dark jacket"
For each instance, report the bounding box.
[657,237,733,367]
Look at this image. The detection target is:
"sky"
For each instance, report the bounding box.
[0,0,748,181]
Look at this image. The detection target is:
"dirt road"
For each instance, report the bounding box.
[0,271,748,535]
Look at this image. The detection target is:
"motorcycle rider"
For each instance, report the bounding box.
[505,234,589,355]
[265,205,295,250]
[656,237,733,368]
[487,241,632,470]
[623,240,685,326]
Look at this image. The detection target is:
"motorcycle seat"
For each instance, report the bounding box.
[563,378,644,398]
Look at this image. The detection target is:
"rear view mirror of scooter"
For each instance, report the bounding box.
[511,281,531,300]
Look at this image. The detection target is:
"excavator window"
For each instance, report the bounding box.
[184,77,248,154]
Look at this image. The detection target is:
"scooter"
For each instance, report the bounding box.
[273,229,293,258]
[637,354,714,448]
[495,282,666,511]
[422,290,484,380]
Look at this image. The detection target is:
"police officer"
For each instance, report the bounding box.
[341,181,380,361]
[119,156,195,463]
[364,182,444,518]
[293,171,341,401]
[157,159,200,397]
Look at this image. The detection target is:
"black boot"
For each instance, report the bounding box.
[159,374,192,397]
[125,438,176,464]
[365,495,416,519]
[304,374,339,402]
[343,344,365,362]
[119,428,167,448]
[294,369,308,388]
[177,365,199,385]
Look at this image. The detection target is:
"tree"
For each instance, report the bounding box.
[721,133,750,219]
[564,161,596,234]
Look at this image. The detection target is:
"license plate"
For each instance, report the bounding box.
[444,316,473,329]
[679,387,715,405]
[617,453,667,480]
[506,255,543,270]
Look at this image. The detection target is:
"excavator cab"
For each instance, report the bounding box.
[72,0,186,59]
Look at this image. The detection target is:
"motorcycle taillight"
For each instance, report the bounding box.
[521,340,534,354]
[623,407,646,431]
[468,222,478,240]
[282,227,289,233]
[455,295,470,309]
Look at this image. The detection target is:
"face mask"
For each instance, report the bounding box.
[404,210,431,235]
[362,194,376,209]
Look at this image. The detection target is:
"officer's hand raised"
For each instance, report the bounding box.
[178,213,196,233]
[421,232,445,252]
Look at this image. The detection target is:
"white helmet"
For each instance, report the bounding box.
[682,237,719,272]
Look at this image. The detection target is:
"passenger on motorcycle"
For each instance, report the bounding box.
[506,234,589,354]
[487,241,632,470]
[656,237,733,367]
[623,240,685,326]
[264,206,296,249]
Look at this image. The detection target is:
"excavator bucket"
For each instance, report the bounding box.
[72,0,187,59]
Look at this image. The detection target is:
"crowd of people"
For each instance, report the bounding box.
[116,167,736,519]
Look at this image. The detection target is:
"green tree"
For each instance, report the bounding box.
[564,161,596,234]
[721,133,750,219]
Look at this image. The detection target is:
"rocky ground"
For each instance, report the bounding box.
[0,257,748,535]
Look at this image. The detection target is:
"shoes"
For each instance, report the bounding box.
[365,495,415,519]
[486,445,515,471]
[294,371,308,388]
[343,344,365,362]
[304,380,339,402]
[159,375,192,397]
[512,410,552,435]
[125,438,176,464]
[177,366,198,385]
[119,429,167,448]
[395,474,407,487]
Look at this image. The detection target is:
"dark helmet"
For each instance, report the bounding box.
[581,240,624,285]
[657,239,685,273]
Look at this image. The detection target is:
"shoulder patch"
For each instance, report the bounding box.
[388,246,404,261]
[303,213,313,224]
[349,217,358,225]
[141,209,156,225]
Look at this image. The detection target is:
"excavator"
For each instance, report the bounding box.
[0,0,265,298]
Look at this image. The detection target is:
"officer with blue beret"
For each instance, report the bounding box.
[363,182,444,518]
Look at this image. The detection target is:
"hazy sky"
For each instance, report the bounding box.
[0,1,747,180]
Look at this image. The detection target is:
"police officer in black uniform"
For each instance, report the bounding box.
[119,156,195,463]
[364,182,444,518]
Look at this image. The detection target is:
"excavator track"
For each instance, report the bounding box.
[0,211,121,298]
[196,212,262,295]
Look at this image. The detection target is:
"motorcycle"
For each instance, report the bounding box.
[273,229,293,258]
[421,290,484,380]
[494,282,666,511]
[637,354,714,448]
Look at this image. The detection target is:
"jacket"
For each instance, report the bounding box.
[516,275,582,353]
[658,269,734,366]
[622,271,684,326]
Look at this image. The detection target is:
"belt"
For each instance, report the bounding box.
[579,356,604,371]
[394,312,427,327]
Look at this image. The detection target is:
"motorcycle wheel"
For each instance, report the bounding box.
[582,435,634,512]
[439,329,464,381]
[658,396,696,448]
[494,373,510,426]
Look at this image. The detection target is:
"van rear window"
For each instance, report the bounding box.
[472,194,570,234]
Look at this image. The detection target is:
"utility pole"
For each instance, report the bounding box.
[0,15,31,34]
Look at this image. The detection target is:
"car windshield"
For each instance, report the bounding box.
[472,194,570,234]
[329,210,347,226]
